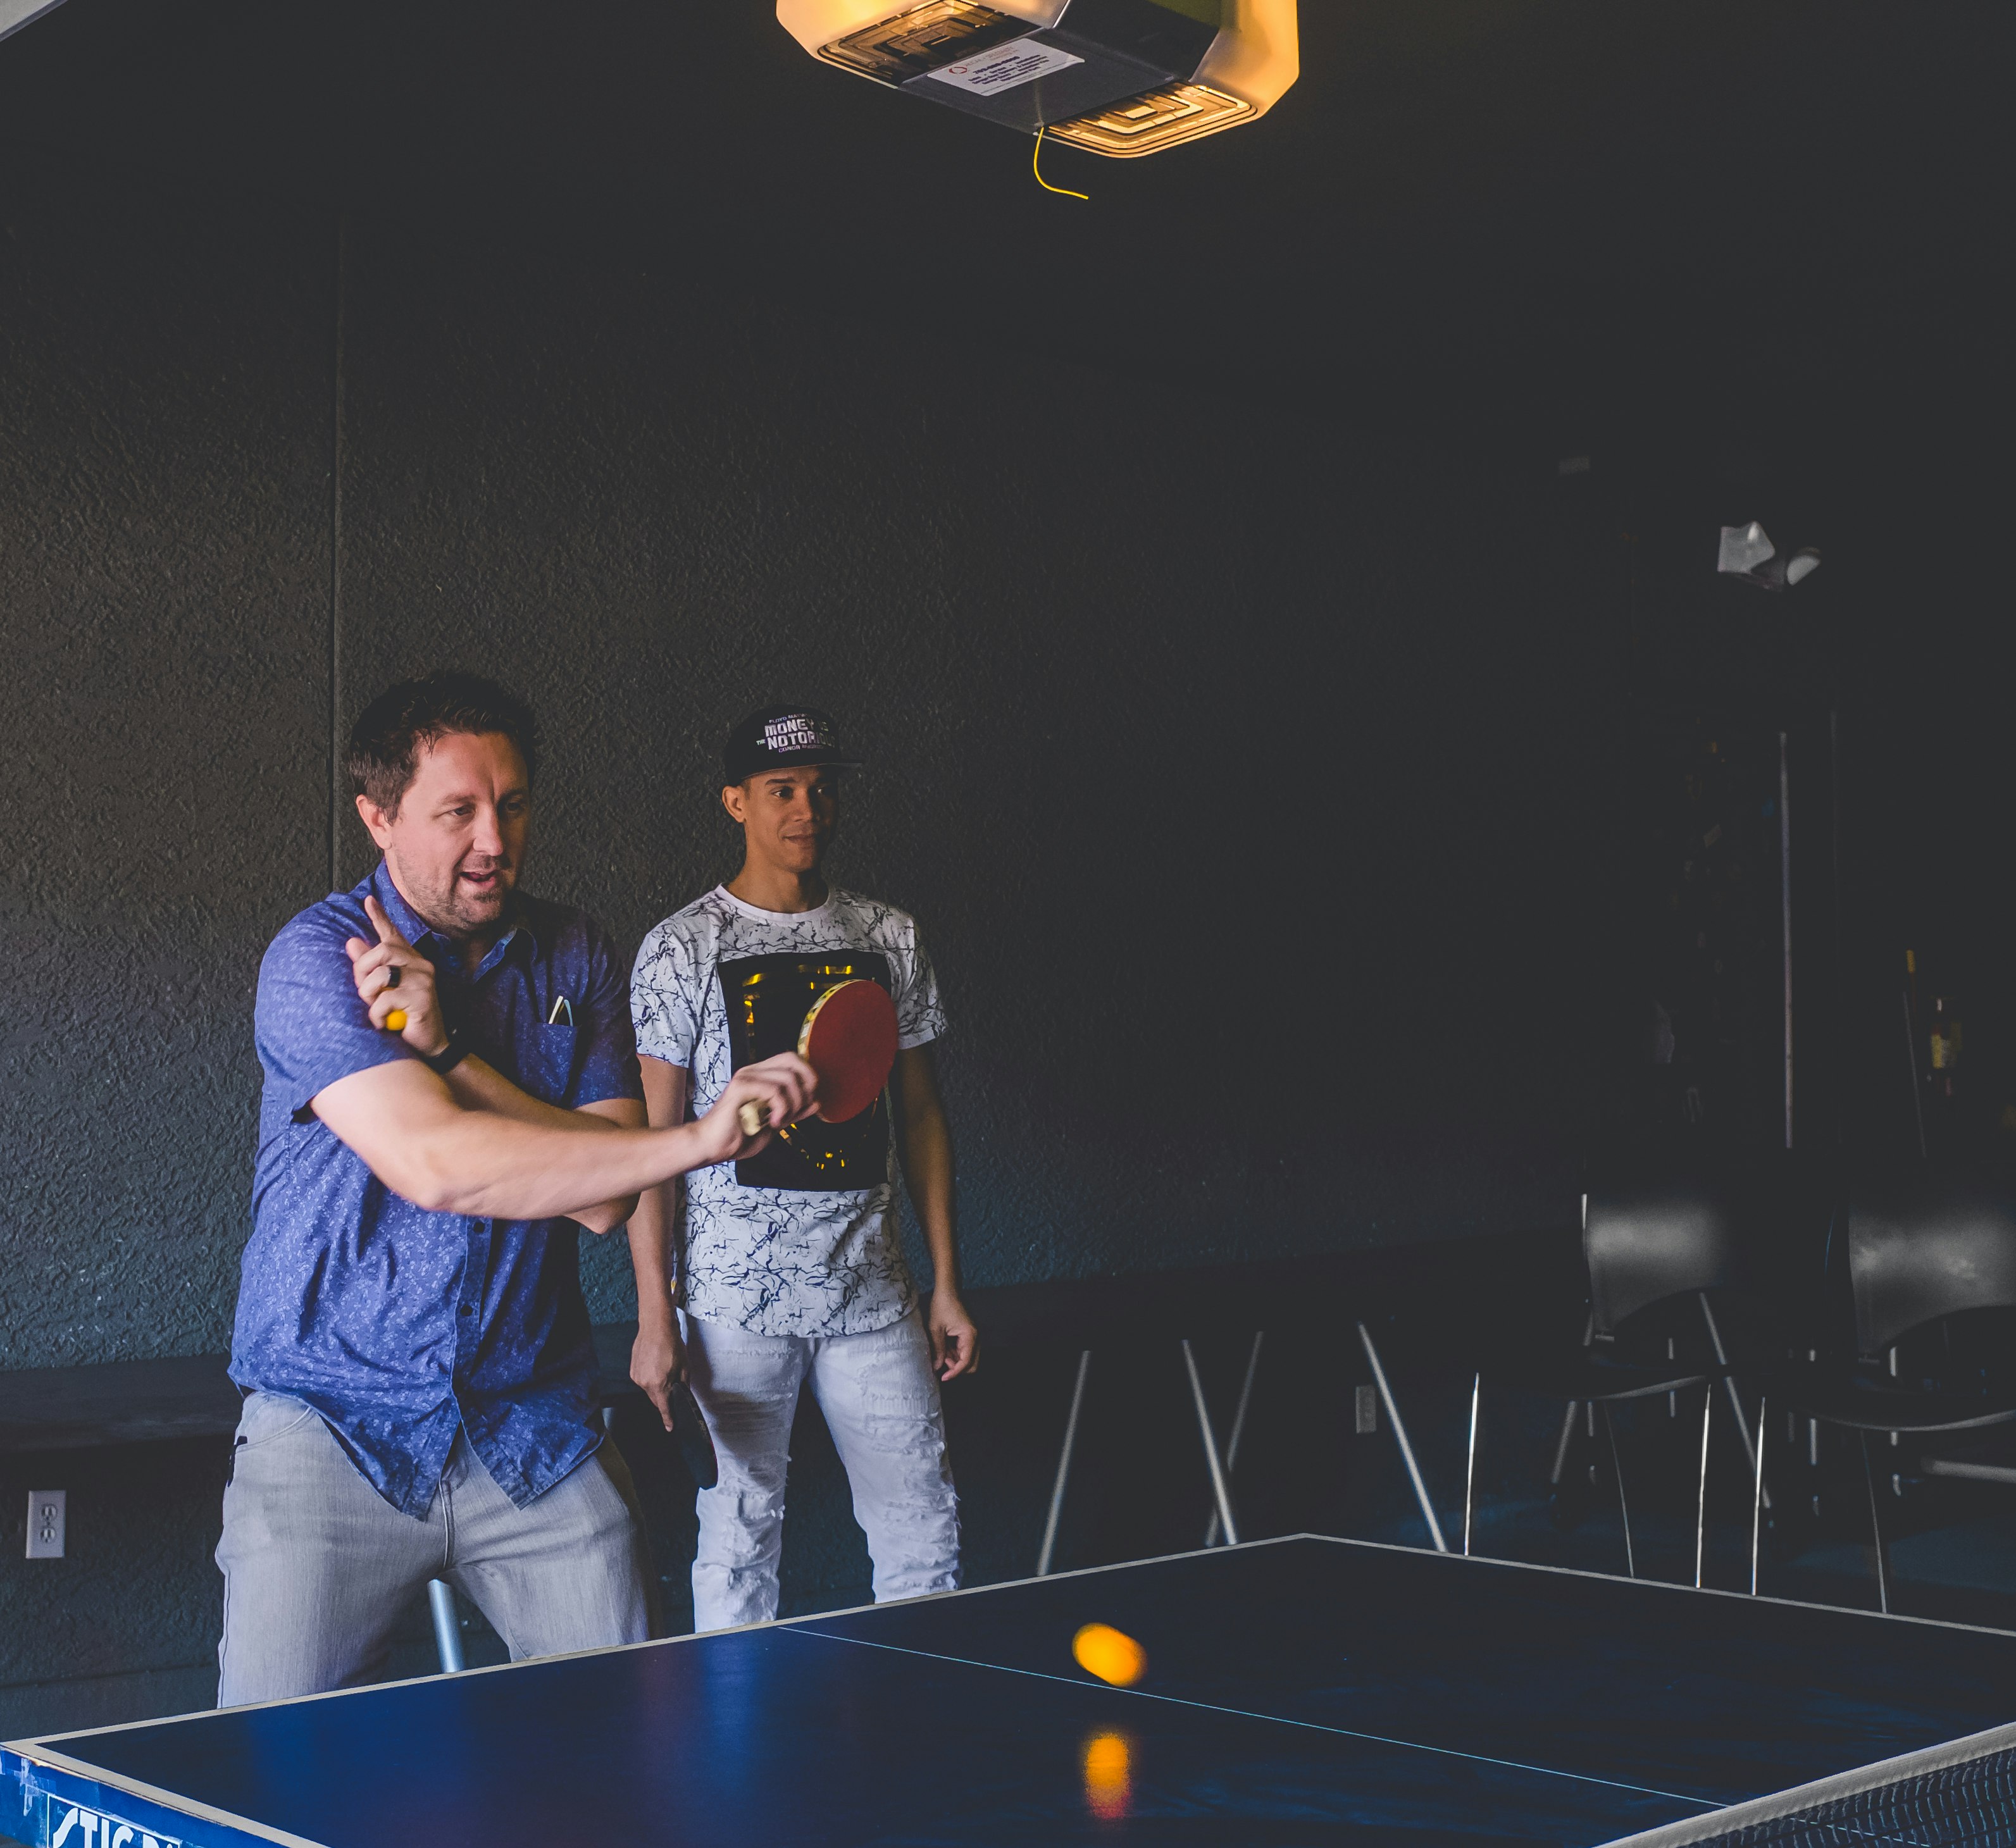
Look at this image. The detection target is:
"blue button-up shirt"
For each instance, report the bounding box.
[232,863,645,1516]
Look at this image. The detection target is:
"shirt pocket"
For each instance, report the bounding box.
[527,1022,579,1105]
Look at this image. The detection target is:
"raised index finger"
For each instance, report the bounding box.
[363,893,409,948]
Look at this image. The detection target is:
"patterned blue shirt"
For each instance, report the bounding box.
[232,863,645,1517]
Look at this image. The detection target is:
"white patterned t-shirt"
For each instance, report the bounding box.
[630,886,946,1337]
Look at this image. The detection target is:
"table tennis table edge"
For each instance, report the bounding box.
[2,1742,325,1848]
[1298,1532,2016,1639]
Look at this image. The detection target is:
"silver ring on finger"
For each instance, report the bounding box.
[385,964,401,989]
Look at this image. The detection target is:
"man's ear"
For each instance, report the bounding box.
[721,783,749,826]
[355,792,396,851]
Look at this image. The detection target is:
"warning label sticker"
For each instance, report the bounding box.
[923,37,1085,95]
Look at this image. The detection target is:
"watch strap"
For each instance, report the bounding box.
[420,1033,468,1079]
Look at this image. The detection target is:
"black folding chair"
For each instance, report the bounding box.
[1467,1174,1772,1581]
[1765,1174,2016,1613]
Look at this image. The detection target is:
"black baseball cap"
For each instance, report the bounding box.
[723,704,862,783]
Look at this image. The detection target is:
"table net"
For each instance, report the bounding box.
[1641,1744,2016,1848]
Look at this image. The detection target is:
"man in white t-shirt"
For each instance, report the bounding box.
[626,704,978,1628]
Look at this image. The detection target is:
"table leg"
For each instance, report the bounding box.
[1037,1349,1092,1577]
[1183,1339,1240,1547]
[1204,1332,1264,1547]
[1357,1322,1447,1553]
[429,1579,465,1673]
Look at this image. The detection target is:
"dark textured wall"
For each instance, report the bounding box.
[0,154,332,1368]
[333,213,1271,1318]
[0,157,332,1733]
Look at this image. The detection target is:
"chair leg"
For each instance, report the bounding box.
[1697,1294,1770,1512]
[1204,1331,1265,1547]
[1463,1372,1481,1557]
[1599,1402,1634,1578]
[1548,1317,1596,1491]
[1750,1395,1768,1596]
[1694,1386,1712,1589]
[1548,1401,1581,1485]
[1182,1339,1240,1546]
[1037,1349,1092,1576]
[1356,1322,1448,1553]
[1860,1430,1893,1615]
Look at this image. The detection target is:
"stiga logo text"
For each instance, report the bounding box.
[46,1801,180,1847]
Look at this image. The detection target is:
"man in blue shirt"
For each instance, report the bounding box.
[220,671,815,1704]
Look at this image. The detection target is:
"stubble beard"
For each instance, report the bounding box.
[397,854,516,943]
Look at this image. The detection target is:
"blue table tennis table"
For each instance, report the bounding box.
[8,1534,2016,1847]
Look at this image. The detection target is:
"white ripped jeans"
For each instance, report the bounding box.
[684,1308,961,1630]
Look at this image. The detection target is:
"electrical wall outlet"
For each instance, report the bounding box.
[1355,1386,1378,1435]
[25,1489,66,1558]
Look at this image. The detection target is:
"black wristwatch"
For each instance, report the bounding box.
[420,1031,468,1079]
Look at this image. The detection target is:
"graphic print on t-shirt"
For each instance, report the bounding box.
[719,951,893,1192]
[629,886,944,1338]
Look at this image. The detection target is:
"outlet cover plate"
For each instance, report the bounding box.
[26,1489,65,1558]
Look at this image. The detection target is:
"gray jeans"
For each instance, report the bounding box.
[686,1308,961,1631]
[215,1391,651,1706]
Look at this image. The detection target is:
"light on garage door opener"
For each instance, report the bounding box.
[777,0,1297,159]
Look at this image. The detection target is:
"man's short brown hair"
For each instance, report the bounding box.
[345,669,540,817]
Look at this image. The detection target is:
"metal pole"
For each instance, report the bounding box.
[1356,1322,1447,1553]
[1860,1432,1891,1615]
[1600,1403,1635,1579]
[1036,1350,1092,1576]
[1548,1313,1593,1487]
[1781,729,1793,1150]
[1204,1332,1265,1547]
[428,1579,465,1673]
[1181,1340,1240,1547]
[1750,1396,1768,1596]
[1694,1386,1714,1589]
[1697,1294,1769,1510]
[1548,1401,1581,1485]
[1462,1372,1481,1557]
[1903,989,1927,1160]
[1829,709,1844,1153]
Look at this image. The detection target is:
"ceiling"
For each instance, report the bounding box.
[0,0,2008,493]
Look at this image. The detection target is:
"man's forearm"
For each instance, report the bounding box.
[627,1181,681,1326]
[312,1059,772,1224]
[399,1108,713,1220]
[631,1055,692,1327]
[899,1106,961,1294]
[445,1057,640,1231]
[891,1046,962,1294]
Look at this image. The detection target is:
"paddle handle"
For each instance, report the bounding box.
[738,1100,768,1138]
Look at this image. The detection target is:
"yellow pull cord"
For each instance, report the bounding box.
[1033,125,1089,201]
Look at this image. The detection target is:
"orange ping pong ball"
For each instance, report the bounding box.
[1072,1623,1147,1687]
[385,1009,408,1032]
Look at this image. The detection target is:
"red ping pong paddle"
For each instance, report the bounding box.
[737,978,899,1138]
